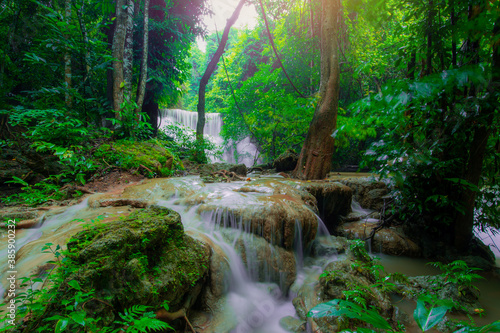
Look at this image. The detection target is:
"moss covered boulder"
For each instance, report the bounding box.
[24,206,210,329]
[96,139,183,177]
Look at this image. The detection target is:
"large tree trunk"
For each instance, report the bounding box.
[64,0,72,108]
[123,0,135,101]
[293,0,340,180]
[112,0,128,117]
[136,0,150,118]
[196,0,246,157]
[454,15,500,252]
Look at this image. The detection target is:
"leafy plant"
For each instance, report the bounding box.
[308,296,500,333]
[428,260,484,294]
[105,305,172,333]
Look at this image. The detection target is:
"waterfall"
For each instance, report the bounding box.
[159,109,261,167]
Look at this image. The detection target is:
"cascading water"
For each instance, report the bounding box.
[3,176,500,332]
[158,109,261,167]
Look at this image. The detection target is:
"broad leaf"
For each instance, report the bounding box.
[68,280,81,291]
[414,300,449,331]
[308,299,392,330]
[54,318,69,333]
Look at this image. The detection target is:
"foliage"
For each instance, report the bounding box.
[308,294,500,333]
[428,260,484,294]
[2,176,65,206]
[158,122,223,163]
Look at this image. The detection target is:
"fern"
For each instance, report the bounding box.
[112,305,173,333]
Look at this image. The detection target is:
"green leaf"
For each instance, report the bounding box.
[308,299,392,330]
[68,280,81,291]
[70,311,86,326]
[120,81,125,88]
[54,318,69,333]
[414,299,449,331]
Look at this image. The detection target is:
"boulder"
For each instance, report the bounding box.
[339,178,389,211]
[273,149,298,172]
[339,221,421,257]
[198,162,248,183]
[295,181,352,232]
[30,206,211,328]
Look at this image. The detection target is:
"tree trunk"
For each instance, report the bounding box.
[136,0,150,118]
[123,0,135,101]
[293,0,340,180]
[454,15,500,252]
[112,0,128,117]
[64,0,72,108]
[196,0,246,150]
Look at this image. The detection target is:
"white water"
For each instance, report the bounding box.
[155,180,311,332]
[159,109,261,167]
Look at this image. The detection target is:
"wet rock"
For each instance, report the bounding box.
[339,222,421,257]
[296,181,352,232]
[279,316,306,333]
[339,178,389,211]
[32,206,211,328]
[87,177,204,207]
[273,149,298,172]
[405,275,482,315]
[199,163,247,183]
[311,236,348,257]
[221,230,297,292]
[191,180,318,251]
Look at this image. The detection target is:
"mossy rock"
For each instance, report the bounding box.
[22,206,210,330]
[96,139,183,177]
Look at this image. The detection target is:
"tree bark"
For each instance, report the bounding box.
[196,0,246,148]
[454,15,500,252]
[77,0,90,81]
[112,0,128,117]
[136,0,150,118]
[293,0,340,180]
[64,0,72,108]
[123,0,135,101]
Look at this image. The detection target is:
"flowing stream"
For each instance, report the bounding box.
[159,109,261,167]
[1,175,499,332]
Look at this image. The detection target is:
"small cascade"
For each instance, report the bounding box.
[159,109,260,167]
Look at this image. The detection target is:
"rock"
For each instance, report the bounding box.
[406,275,482,315]
[198,162,247,182]
[311,236,348,257]
[222,229,297,292]
[186,179,318,251]
[229,164,248,176]
[339,178,389,211]
[338,221,421,257]
[273,149,298,172]
[52,206,211,327]
[279,316,306,333]
[295,181,352,232]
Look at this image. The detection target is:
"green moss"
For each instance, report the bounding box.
[30,206,210,329]
[95,139,184,177]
